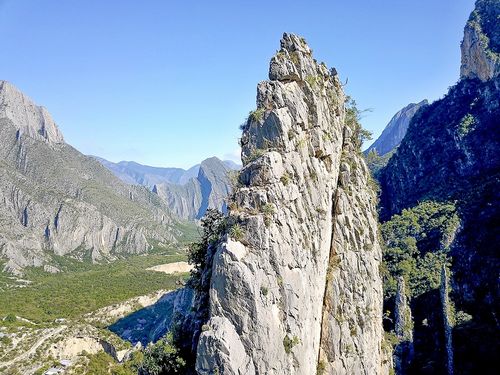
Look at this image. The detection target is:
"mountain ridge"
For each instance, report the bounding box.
[366,99,428,156]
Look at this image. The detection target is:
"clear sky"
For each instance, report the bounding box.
[0,0,475,168]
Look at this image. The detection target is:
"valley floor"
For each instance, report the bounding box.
[0,248,191,375]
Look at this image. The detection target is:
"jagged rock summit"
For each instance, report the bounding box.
[0,80,64,144]
[460,0,500,81]
[194,33,386,374]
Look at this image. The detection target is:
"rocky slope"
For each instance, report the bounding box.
[0,81,183,273]
[365,100,428,157]
[187,33,386,374]
[380,1,499,373]
[95,157,238,220]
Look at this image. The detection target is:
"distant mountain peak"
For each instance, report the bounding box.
[0,80,64,144]
[366,99,428,156]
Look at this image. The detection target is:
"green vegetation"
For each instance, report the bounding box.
[248,108,266,123]
[280,172,291,186]
[345,97,372,149]
[316,360,327,375]
[187,209,226,290]
[229,223,244,241]
[305,74,319,89]
[457,114,476,138]
[0,251,187,323]
[261,203,275,227]
[69,350,145,375]
[247,148,266,163]
[227,169,241,190]
[283,335,300,354]
[365,149,395,179]
[297,137,307,149]
[290,51,300,66]
[381,201,459,298]
[139,333,186,374]
[260,286,269,296]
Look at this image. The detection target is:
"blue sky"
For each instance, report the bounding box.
[0,0,475,168]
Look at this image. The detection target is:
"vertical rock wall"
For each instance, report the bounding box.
[194,33,385,375]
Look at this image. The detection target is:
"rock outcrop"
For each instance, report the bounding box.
[0,81,64,144]
[0,81,184,273]
[440,267,454,375]
[393,277,414,375]
[460,0,500,81]
[365,100,428,157]
[194,33,385,375]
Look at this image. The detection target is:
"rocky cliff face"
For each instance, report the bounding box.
[0,81,183,273]
[192,33,385,375]
[366,100,428,157]
[0,81,64,144]
[460,0,500,81]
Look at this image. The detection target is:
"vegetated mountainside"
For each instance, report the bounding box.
[166,33,388,375]
[366,100,428,157]
[95,157,239,220]
[379,1,500,373]
[0,81,185,273]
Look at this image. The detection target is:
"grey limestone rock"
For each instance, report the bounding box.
[195,33,386,375]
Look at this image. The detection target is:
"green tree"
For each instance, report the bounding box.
[139,333,186,375]
[187,209,226,290]
[381,201,458,298]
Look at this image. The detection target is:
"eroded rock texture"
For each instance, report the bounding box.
[195,33,385,375]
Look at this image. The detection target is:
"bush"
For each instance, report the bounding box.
[229,224,244,241]
[260,286,269,296]
[261,203,275,227]
[283,335,300,354]
[345,97,372,149]
[280,172,291,186]
[187,209,226,290]
[248,108,266,123]
[457,114,476,138]
[246,148,266,163]
[139,333,186,375]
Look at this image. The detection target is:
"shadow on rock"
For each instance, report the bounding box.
[108,287,194,346]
